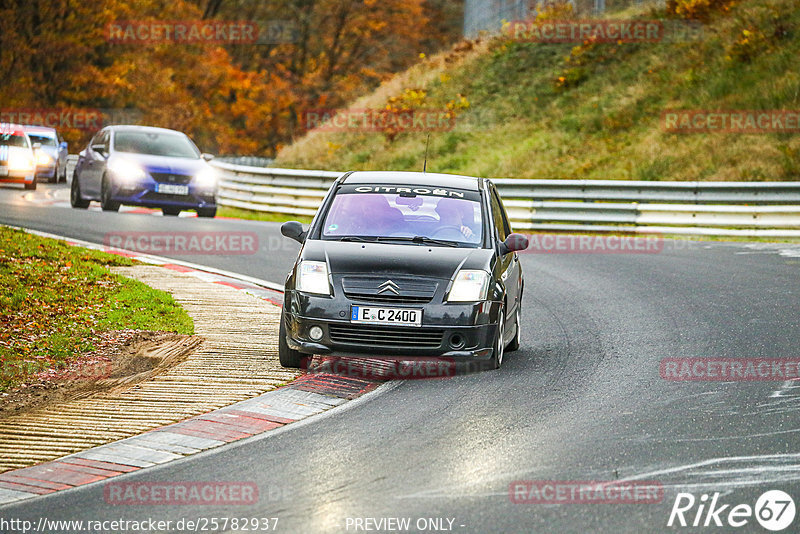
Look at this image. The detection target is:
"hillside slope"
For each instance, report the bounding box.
[275,0,800,181]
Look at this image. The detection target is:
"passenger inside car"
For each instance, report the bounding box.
[435,197,480,241]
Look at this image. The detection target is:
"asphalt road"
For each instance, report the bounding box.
[3,182,800,533]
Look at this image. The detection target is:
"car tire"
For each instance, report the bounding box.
[70,172,89,208]
[490,311,505,370]
[100,175,120,212]
[24,177,37,191]
[506,305,521,352]
[278,312,305,368]
[197,207,216,218]
[162,207,181,216]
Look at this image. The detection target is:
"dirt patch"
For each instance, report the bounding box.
[0,330,203,418]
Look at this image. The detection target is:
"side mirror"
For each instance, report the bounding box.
[281,221,307,243]
[500,233,529,255]
[91,144,107,157]
[32,142,42,150]
[201,153,215,162]
[78,149,86,158]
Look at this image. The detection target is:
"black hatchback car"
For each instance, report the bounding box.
[279,171,528,370]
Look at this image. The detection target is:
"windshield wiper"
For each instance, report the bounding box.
[376,236,459,247]
[338,236,379,242]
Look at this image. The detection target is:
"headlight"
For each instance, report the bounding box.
[35,151,53,166]
[296,261,331,295]
[107,158,146,183]
[447,270,490,302]
[8,151,34,172]
[194,167,217,188]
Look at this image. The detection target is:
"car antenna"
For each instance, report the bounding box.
[423,133,430,173]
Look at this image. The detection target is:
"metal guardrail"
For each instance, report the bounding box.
[65,155,800,237]
[210,162,800,237]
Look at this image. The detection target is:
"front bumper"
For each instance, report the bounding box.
[110,179,217,209]
[283,289,502,360]
[0,166,35,184]
[35,164,56,180]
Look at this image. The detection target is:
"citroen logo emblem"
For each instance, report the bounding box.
[378,280,400,295]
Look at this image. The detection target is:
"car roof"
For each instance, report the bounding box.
[0,123,29,136]
[342,171,483,191]
[21,125,57,135]
[105,125,188,136]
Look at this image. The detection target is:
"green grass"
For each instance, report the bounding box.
[0,227,193,391]
[275,0,800,181]
[217,206,313,224]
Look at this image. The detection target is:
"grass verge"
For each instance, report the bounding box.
[275,0,800,181]
[0,226,193,392]
[217,205,313,224]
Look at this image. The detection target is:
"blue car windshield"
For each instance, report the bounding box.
[0,132,28,147]
[27,134,57,147]
[322,192,483,246]
[114,131,199,159]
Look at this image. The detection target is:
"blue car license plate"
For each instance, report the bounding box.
[155,183,189,195]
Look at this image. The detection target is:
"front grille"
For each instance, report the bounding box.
[329,325,444,349]
[142,191,198,202]
[150,172,193,184]
[342,276,438,304]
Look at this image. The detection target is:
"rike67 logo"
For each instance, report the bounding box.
[668,490,795,531]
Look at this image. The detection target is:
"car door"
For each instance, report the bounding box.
[489,185,521,333]
[83,130,109,197]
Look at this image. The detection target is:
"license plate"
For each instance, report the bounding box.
[156,183,189,195]
[351,306,422,327]
[0,166,7,177]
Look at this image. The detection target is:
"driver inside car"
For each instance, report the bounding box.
[331,194,406,236]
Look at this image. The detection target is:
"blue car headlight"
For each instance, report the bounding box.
[194,167,218,189]
[107,158,146,183]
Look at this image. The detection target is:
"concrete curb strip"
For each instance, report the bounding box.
[0,228,388,506]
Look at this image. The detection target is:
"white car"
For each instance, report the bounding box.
[0,123,38,190]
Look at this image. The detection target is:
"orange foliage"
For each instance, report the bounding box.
[0,0,458,156]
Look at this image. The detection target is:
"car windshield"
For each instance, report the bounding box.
[114,131,199,158]
[322,190,483,246]
[27,133,57,147]
[0,132,28,148]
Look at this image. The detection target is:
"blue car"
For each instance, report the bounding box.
[71,125,218,217]
[23,125,69,183]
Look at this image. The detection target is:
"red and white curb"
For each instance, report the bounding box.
[0,375,381,504]
[0,227,392,506]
